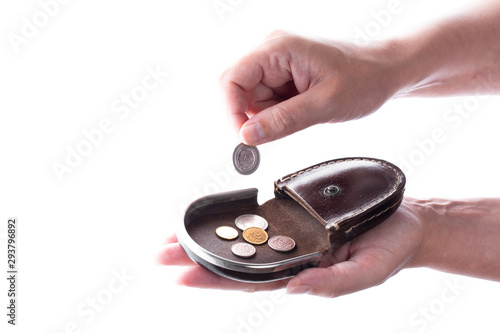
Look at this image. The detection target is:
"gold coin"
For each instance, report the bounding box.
[243,227,268,245]
[215,226,238,240]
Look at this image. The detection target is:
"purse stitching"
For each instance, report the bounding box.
[343,195,403,234]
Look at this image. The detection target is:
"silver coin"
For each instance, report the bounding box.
[215,226,238,240]
[233,143,260,175]
[235,214,268,231]
[231,242,256,258]
[268,235,296,252]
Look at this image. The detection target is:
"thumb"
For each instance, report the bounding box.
[239,87,328,145]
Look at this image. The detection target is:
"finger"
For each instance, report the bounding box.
[246,81,298,116]
[318,241,351,268]
[271,80,299,100]
[222,77,251,131]
[239,86,328,145]
[221,45,293,133]
[220,55,266,131]
[247,80,297,106]
[247,100,279,118]
[286,251,394,298]
[246,82,275,107]
[157,242,196,266]
[178,265,289,292]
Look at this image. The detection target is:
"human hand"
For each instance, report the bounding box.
[158,197,427,297]
[220,31,403,145]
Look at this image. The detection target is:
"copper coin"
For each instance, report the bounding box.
[235,214,268,231]
[233,143,260,175]
[243,227,268,245]
[215,226,238,240]
[268,235,296,252]
[231,242,256,258]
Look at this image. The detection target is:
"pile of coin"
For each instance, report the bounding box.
[215,214,296,258]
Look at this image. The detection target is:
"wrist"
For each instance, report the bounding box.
[377,37,436,99]
[407,197,500,280]
[405,198,444,269]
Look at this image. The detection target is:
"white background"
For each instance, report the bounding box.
[1,0,500,332]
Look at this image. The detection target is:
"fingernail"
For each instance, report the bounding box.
[287,284,312,294]
[240,122,266,145]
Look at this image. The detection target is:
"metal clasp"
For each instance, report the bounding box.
[323,185,340,197]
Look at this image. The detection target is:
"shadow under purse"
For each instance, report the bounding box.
[178,157,406,282]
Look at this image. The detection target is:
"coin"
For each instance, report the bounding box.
[231,242,256,258]
[233,143,260,175]
[215,226,238,240]
[235,214,268,231]
[243,227,268,245]
[268,235,296,252]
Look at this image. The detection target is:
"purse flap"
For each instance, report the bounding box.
[274,158,405,233]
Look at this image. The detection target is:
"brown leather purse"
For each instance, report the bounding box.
[178,157,405,282]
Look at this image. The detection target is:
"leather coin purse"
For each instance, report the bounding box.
[178,157,405,283]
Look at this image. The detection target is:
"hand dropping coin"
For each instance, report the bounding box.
[233,143,260,175]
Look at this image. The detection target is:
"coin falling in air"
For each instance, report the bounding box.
[233,143,260,175]
[243,227,269,245]
[215,226,238,240]
[235,214,268,231]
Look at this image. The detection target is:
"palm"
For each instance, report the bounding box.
[295,198,425,297]
[158,198,425,297]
